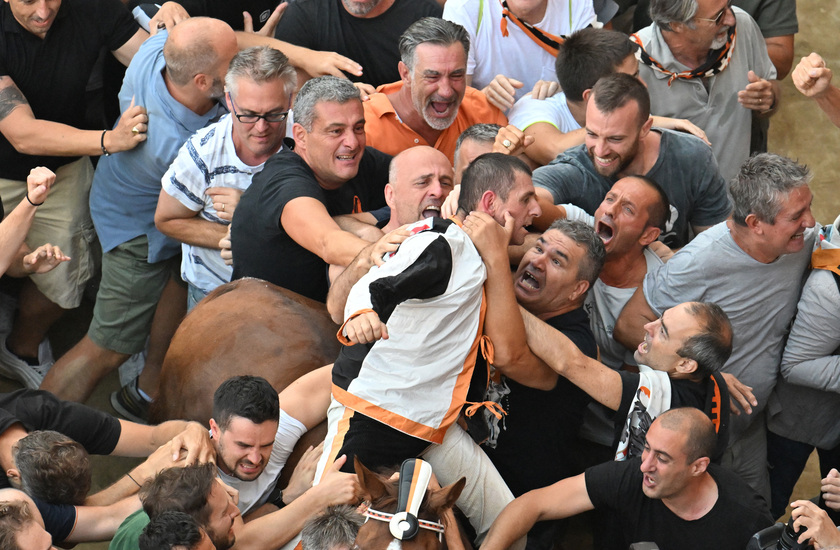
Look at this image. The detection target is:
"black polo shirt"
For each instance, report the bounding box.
[0,0,138,179]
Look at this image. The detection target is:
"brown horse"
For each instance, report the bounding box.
[355,457,468,550]
[150,278,341,485]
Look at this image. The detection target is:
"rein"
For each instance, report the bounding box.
[363,507,445,541]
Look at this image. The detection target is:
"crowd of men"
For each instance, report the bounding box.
[0,0,839,548]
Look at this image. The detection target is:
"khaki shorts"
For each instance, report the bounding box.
[0,157,97,309]
[87,235,180,355]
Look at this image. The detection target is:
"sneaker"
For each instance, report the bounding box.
[0,336,52,389]
[110,377,151,424]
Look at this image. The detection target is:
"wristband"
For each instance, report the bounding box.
[25,193,43,207]
[101,129,111,156]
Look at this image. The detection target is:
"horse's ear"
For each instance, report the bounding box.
[355,456,391,501]
[426,477,466,514]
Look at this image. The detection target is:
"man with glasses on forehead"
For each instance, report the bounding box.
[631,0,777,181]
[156,46,297,311]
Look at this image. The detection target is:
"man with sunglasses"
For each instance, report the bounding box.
[155,46,297,311]
[633,0,778,181]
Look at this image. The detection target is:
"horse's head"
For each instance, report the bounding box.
[354,457,466,550]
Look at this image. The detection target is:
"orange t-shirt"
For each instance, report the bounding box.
[363,82,508,162]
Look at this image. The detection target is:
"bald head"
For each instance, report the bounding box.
[654,408,716,463]
[385,146,454,228]
[164,18,238,92]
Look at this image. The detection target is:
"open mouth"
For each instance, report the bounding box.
[519,270,540,290]
[596,219,615,244]
[422,205,441,218]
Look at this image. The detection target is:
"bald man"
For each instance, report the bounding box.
[482,408,773,550]
[42,18,239,407]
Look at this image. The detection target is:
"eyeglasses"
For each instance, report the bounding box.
[227,92,289,124]
[694,0,732,26]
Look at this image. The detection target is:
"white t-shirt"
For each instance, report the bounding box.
[217,409,307,515]
[443,0,596,108]
[508,90,581,132]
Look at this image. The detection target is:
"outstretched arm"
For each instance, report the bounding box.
[481,474,593,550]
[793,52,840,128]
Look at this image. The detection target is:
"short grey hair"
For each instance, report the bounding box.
[454,123,500,168]
[225,46,297,98]
[649,0,698,31]
[546,218,605,288]
[399,17,470,72]
[728,153,812,226]
[293,76,361,132]
[300,505,364,550]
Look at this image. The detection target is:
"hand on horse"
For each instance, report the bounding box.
[343,311,388,344]
[283,442,323,503]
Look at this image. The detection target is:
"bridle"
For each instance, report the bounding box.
[362,507,445,542]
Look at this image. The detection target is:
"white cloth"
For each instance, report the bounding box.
[443,0,596,107]
[508,91,581,132]
[217,409,306,515]
[614,365,671,460]
[162,114,274,295]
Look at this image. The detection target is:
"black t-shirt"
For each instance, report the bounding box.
[174,0,277,30]
[0,389,122,489]
[32,496,76,543]
[274,0,442,87]
[0,0,138,179]
[481,307,597,496]
[585,458,773,550]
[231,145,390,303]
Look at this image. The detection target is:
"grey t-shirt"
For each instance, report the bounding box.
[533,128,731,248]
[586,247,664,368]
[642,222,815,441]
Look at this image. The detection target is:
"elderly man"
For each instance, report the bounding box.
[615,153,817,502]
[533,73,730,249]
[632,0,778,180]
[481,408,773,550]
[231,76,390,303]
[275,0,442,88]
[0,0,148,387]
[39,18,238,410]
[443,0,595,111]
[155,46,296,311]
[362,17,507,162]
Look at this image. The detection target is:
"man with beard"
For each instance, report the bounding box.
[361,17,507,163]
[274,0,442,88]
[231,76,390,303]
[632,0,777,181]
[481,408,772,550]
[40,18,238,405]
[532,73,730,249]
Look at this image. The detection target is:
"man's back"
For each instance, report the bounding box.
[585,458,773,550]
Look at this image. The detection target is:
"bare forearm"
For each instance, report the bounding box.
[7,119,116,157]
[113,419,193,456]
[815,85,840,128]
[327,245,374,323]
[234,486,333,549]
[0,197,37,275]
[523,125,585,166]
[156,217,228,249]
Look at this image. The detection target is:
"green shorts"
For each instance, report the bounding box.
[87,235,180,355]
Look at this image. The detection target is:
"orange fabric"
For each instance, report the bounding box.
[336,308,376,346]
[812,248,840,278]
[363,82,508,162]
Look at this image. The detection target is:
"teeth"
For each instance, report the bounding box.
[595,156,613,165]
[522,272,539,289]
[337,155,354,160]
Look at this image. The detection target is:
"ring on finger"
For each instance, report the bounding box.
[502,139,512,149]
[131,126,140,135]
[221,204,226,212]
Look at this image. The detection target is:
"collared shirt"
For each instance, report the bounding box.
[635,7,776,181]
[90,31,228,262]
[363,81,507,162]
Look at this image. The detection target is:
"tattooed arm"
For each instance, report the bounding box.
[0,76,148,156]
